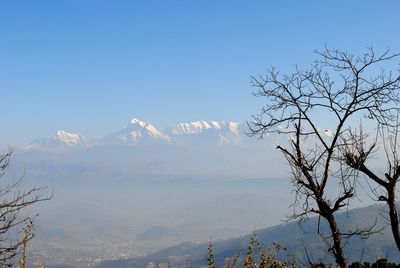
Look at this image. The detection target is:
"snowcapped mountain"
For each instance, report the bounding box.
[100,118,171,145]
[171,121,225,135]
[55,130,86,145]
[22,118,248,151]
[22,130,88,151]
[169,120,242,145]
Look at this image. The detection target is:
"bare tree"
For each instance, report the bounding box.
[0,149,50,266]
[249,47,400,267]
[342,119,400,252]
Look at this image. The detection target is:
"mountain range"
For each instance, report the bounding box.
[22,117,247,151]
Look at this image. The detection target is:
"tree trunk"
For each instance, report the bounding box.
[387,186,400,251]
[324,211,347,268]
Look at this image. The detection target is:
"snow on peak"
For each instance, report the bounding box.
[169,120,242,145]
[102,118,171,145]
[21,130,88,151]
[55,130,86,145]
[130,118,147,127]
[171,120,238,135]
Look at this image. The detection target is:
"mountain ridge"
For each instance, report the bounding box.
[22,117,245,151]
[99,118,172,145]
[94,203,400,268]
[21,129,90,151]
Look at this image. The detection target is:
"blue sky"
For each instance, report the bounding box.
[1,1,399,147]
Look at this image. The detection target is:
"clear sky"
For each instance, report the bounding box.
[1,1,399,147]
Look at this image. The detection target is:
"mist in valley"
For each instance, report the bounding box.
[6,132,295,265]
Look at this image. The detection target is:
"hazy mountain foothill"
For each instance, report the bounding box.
[94,203,400,268]
[4,117,397,267]
[10,118,292,267]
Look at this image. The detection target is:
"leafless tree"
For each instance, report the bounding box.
[0,149,50,266]
[249,47,400,267]
[342,119,400,252]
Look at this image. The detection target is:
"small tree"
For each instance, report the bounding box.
[249,47,400,267]
[0,149,49,266]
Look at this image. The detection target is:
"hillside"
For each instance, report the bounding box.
[95,203,399,267]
